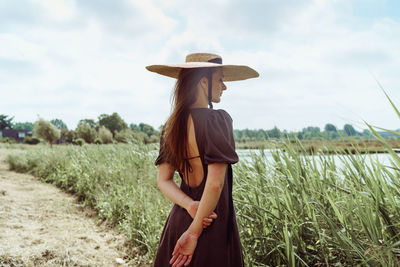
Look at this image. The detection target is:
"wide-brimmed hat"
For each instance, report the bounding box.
[146,53,259,82]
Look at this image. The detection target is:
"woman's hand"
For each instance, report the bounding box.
[186,200,217,229]
[169,230,199,267]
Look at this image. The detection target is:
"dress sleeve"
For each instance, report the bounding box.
[154,127,167,166]
[204,110,239,165]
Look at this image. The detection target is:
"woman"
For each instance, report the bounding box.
[146,53,258,267]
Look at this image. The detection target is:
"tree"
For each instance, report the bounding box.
[33,118,60,147]
[256,129,267,140]
[327,131,339,140]
[98,126,113,144]
[0,115,14,130]
[362,129,373,138]
[98,112,127,135]
[233,130,242,140]
[267,126,281,138]
[303,126,321,133]
[139,123,157,137]
[344,124,357,136]
[13,122,34,132]
[114,128,135,143]
[50,118,68,129]
[130,123,140,132]
[324,123,337,132]
[75,124,97,144]
[78,119,97,129]
[60,128,75,143]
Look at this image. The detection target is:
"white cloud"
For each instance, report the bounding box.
[37,0,77,21]
[221,1,400,131]
[1,0,400,132]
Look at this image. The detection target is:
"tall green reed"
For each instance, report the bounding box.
[234,137,399,266]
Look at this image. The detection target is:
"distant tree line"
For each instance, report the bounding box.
[2,114,399,146]
[234,123,399,143]
[0,113,160,146]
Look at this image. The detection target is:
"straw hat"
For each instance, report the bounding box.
[146,53,259,81]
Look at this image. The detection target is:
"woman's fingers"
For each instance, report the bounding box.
[170,254,191,267]
[174,255,187,267]
[204,218,212,223]
[170,231,198,266]
[201,212,218,228]
[202,220,210,228]
[170,254,179,265]
[184,255,193,266]
[171,240,182,258]
[209,212,217,219]
[202,216,215,228]
[173,254,183,267]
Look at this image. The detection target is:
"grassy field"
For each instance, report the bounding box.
[4,139,400,266]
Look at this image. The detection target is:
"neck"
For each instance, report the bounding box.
[190,103,208,109]
[190,84,210,109]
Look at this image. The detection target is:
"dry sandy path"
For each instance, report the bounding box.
[0,148,150,267]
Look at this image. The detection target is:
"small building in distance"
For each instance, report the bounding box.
[0,129,33,143]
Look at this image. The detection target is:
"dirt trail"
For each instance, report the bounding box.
[0,148,150,267]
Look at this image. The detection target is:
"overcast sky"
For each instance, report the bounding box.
[1,0,400,132]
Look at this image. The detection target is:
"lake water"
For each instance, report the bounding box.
[236,149,396,170]
[150,148,397,170]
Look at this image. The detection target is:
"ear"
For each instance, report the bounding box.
[199,76,208,93]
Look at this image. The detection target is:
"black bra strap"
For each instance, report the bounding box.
[183,155,200,189]
[185,155,200,160]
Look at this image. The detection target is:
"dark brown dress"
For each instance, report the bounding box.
[154,108,245,267]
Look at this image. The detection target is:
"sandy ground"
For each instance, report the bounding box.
[0,148,151,267]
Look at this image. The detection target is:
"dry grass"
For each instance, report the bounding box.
[0,148,151,267]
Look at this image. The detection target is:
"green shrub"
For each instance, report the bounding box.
[33,118,60,147]
[114,128,136,143]
[73,138,85,146]
[76,124,97,144]
[132,131,148,144]
[0,137,18,144]
[144,134,159,144]
[24,136,40,145]
[98,126,113,144]
[94,137,103,144]
[60,128,75,143]
[5,153,30,172]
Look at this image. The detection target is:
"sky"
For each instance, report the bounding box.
[1,0,400,132]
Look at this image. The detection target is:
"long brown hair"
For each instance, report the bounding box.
[161,67,215,174]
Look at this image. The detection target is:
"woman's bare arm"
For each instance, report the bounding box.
[187,162,227,236]
[169,163,228,266]
[157,162,218,232]
[157,162,193,211]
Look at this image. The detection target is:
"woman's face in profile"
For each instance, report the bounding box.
[211,67,227,103]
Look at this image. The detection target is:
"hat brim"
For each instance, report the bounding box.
[146,62,259,82]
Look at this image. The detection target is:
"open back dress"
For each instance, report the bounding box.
[154,108,245,267]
